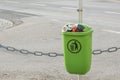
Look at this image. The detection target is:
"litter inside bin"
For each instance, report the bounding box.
[62,24,87,32]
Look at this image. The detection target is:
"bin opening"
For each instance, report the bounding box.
[62,23,93,36]
[62,23,92,32]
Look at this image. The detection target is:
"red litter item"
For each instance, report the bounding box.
[72,26,77,32]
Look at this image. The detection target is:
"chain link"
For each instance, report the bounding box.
[34,51,43,56]
[0,44,120,57]
[92,47,120,55]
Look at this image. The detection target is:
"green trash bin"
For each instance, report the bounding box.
[62,24,93,75]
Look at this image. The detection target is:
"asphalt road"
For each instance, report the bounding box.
[0,0,120,34]
[0,0,120,80]
[0,0,120,25]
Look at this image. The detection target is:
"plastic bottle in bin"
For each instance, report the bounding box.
[62,24,73,32]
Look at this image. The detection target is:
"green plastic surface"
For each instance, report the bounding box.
[62,24,93,75]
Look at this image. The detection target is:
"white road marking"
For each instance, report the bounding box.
[30,3,47,7]
[105,11,120,15]
[5,1,19,3]
[51,19,59,22]
[102,29,120,34]
[61,7,76,10]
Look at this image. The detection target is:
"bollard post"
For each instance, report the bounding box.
[78,0,83,23]
[78,0,83,79]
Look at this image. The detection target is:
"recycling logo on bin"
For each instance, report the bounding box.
[67,39,81,54]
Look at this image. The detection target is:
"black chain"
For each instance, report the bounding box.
[92,47,120,55]
[0,44,120,57]
[0,44,63,57]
